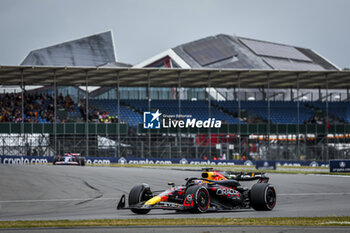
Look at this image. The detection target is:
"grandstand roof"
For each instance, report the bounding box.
[21,31,117,67]
[135,34,340,71]
[100,61,132,68]
[0,65,349,89]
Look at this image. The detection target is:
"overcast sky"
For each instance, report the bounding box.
[0,0,349,68]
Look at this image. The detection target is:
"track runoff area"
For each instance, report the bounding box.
[0,164,350,232]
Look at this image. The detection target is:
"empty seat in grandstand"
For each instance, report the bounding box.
[213,100,315,124]
[121,99,242,124]
[89,99,142,127]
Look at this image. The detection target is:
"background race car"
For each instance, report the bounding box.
[117,168,276,214]
[52,153,86,166]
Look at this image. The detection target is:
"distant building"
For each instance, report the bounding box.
[15,33,344,101]
[21,31,120,67]
[17,31,131,98]
[135,34,339,70]
[134,34,341,101]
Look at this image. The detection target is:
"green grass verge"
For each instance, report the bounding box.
[1,217,350,228]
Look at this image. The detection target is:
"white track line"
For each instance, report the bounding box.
[1,193,350,203]
[0,197,117,203]
[308,174,350,178]
[279,193,350,196]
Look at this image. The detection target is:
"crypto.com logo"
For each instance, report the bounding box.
[143,110,162,129]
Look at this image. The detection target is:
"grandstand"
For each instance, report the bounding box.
[1,32,350,162]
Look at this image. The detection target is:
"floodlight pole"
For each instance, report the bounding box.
[325,74,329,161]
[54,70,57,156]
[237,72,241,158]
[147,71,151,158]
[208,72,211,159]
[318,88,322,101]
[20,69,24,155]
[85,71,89,158]
[178,71,182,158]
[21,69,24,124]
[296,73,300,160]
[116,71,120,158]
[267,73,270,159]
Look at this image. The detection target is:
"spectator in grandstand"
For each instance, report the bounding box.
[112,115,118,123]
[1,92,117,124]
[0,92,75,123]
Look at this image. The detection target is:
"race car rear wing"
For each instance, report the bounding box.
[201,168,269,183]
[224,171,269,182]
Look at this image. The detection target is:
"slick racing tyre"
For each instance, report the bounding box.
[52,156,58,165]
[250,183,276,211]
[184,185,210,213]
[78,157,85,166]
[128,184,152,214]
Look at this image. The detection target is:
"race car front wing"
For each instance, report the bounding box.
[54,161,80,165]
[117,194,188,211]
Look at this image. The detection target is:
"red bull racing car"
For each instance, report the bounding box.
[52,153,85,166]
[117,168,276,214]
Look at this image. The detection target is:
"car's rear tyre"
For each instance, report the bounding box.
[250,183,276,211]
[53,156,58,165]
[78,157,85,166]
[128,184,152,214]
[184,185,210,213]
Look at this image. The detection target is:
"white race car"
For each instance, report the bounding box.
[53,153,85,166]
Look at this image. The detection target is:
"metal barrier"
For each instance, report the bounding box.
[137,123,345,135]
[0,123,128,135]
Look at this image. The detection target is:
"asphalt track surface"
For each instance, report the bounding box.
[1,164,350,221]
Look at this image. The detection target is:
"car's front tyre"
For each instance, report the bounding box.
[52,156,58,165]
[128,184,152,214]
[184,185,210,213]
[78,157,85,166]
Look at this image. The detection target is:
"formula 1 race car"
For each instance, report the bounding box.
[52,153,85,166]
[117,168,276,214]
